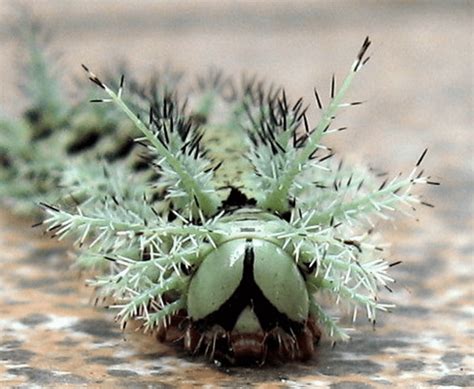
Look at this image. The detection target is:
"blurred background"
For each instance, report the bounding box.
[0,1,472,387]
[0,1,471,185]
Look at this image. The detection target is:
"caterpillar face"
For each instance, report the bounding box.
[184,220,319,363]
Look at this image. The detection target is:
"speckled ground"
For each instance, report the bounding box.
[0,1,473,387]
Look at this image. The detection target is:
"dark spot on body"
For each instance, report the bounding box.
[104,138,136,161]
[132,158,151,171]
[0,154,11,168]
[66,131,101,154]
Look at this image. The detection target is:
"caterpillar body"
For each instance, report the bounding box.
[37,37,438,365]
[0,18,188,214]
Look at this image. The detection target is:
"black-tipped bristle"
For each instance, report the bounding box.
[39,202,60,212]
[314,87,323,110]
[330,74,336,99]
[389,260,403,267]
[416,148,428,167]
[354,36,371,72]
[82,64,105,89]
[420,201,434,208]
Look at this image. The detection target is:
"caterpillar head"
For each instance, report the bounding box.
[184,225,318,364]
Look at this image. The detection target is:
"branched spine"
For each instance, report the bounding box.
[256,37,372,213]
[82,65,221,218]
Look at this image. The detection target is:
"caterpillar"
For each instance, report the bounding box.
[0,16,185,215]
[37,37,438,365]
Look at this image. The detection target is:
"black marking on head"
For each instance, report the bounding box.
[194,239,304,334]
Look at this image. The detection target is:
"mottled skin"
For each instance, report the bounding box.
[202,123,256,202]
